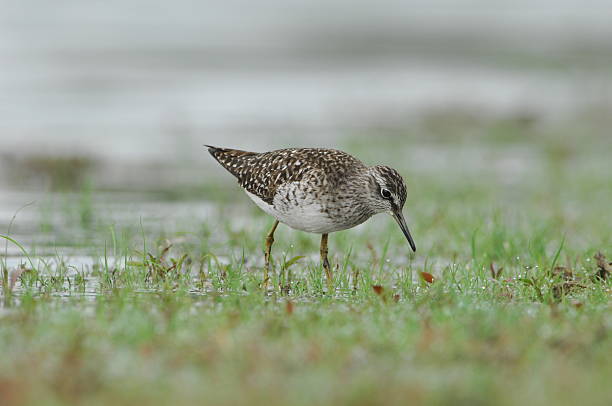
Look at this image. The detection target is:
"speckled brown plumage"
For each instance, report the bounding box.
[207,146,365,205]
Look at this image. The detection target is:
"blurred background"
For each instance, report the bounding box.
[1,0,611,256]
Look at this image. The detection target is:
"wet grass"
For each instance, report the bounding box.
[1,123,611,406]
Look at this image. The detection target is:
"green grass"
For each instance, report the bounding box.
[1,118,611,406]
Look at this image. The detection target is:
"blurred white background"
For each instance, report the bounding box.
[1,0,611,163]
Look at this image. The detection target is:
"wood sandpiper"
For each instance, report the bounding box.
[207,146,416,287]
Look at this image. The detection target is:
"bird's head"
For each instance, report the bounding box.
[367,165,416,252]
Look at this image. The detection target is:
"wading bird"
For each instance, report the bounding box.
[207,146,416,288]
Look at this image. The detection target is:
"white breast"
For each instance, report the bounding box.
[245,188,340,234]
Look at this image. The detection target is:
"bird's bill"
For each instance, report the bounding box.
[392,211,416,252]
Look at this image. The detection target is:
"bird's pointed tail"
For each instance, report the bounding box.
[205,145,259,178]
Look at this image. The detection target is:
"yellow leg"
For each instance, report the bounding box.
[320,233,333,287]
[263,220,279,290]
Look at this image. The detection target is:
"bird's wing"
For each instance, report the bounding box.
[207,146,364,204]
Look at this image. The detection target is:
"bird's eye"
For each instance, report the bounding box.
[381,188,392,199]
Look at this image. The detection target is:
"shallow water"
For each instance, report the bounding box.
[2,1,611,299]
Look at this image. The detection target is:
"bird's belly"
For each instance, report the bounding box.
[245,191,353,233]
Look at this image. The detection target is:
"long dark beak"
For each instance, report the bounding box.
[392,210,416,252]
